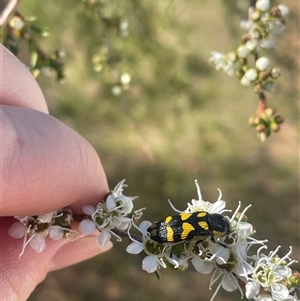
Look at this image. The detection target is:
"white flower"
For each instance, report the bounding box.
[209,51,235,76]
[247,246,296,300]
[9,211,69,257]
[184,180,227,214]
[261,36,276,48]
[256,0,270,12]
[126,220,165,273]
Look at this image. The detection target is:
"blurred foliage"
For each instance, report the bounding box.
[2,0,299,300]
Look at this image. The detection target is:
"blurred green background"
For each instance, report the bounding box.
[13,0,299,300]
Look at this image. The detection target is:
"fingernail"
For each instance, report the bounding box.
[49,236,112,271]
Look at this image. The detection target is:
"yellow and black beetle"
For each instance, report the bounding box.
[147,211,231,247]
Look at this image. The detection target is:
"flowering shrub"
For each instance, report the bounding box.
[9,180,299,301]
[5,0,298,300]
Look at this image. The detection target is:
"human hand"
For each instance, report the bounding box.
[0,44,112,301]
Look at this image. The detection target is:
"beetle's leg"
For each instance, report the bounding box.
[211,236,228,248]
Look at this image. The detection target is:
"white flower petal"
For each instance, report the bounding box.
[106,195,116,212]
[191,256,214,274]
[245,281,261,299]
[126,241,145,254]
[79,219,96,235]
[98,230,111,246]
[142,255,159,273]
[257,294,273,301]
[49,226,64,240]
[271,283,289,300]
[29,234,46,252]
[221,274,238,292]
[274,266,292,278]
[8,222,27,238]
[139,220,152,233]
[82,205,95,215]
[38,212,54,223]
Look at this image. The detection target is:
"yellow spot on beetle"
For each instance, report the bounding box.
[199,221,209,231]
[166,225,174,242]
[181,222,195,240]
[165,216,173,223]
[197,212,207,218]
[180,213,192,221]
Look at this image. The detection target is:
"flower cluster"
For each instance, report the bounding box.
[125,180,299,301]
[8,180,299,301]
[208,0,288,140]
[8,209,73,257]
[78,179,141,246]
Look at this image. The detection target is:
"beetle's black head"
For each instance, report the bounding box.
[208,214,232,237]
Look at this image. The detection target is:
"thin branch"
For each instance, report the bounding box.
[0,0,21,27]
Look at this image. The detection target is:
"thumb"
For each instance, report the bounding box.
[1,217,112,301]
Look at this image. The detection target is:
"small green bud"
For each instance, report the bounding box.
[274,115,284,124]
[270,122,280,132]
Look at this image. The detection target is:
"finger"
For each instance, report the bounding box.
[1,217,112,301]
[0,44,49,113]
[1,105,108,216]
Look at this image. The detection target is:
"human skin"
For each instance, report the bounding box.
[0,44,112,301]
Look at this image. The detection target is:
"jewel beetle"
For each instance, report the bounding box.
[147,211,231,247]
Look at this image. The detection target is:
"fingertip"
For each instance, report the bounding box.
[0,44,49,113]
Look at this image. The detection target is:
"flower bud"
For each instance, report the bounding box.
[259,71,269,80]
[241,33,250,43]
[290,271,300,286]
[241,76,251,87]
[271,6,281,17]
[246,39,258,52]
[278,4,289,17]
[256,124,266,133]
[235,69,244,79]
[274,115,284,124]
[256,57,270,71]
[250,10,261,22]
[270,123,280,132]
[254,84,263,93]
[245,68,258,81]
[227,51,237,62]
[256,0,270,12]
[237,45,250,58]
[270,67,281,79]
[265,107,275,117]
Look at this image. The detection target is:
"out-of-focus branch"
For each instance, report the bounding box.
[0,0,21,27]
